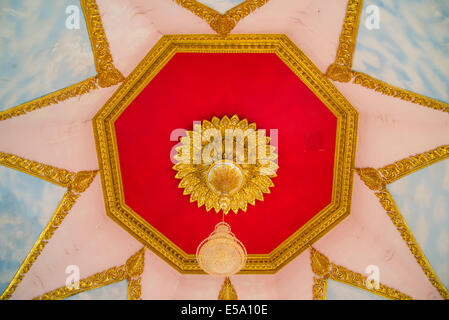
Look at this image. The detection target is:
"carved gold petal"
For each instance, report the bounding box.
[326,0,449,113]
[0,152,97,300]
[93,34,358,274]
[33,247,146,300]
[172,0,269,37]
[218,277,238,300]
[0,0,123,121]
[310,247,412,300]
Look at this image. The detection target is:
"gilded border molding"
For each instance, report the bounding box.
[356,145,449,299]
[93,34,358,274]
[0,152,97,300]
[0,0,124,121]
[310,247,412,300]
[33,247,145,300]
[326,0,449,113]
[172,0,269,36]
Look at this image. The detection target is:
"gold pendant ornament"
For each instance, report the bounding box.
[173,115,278,214]
[197,222,247,277]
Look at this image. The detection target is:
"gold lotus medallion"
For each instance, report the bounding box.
[173,115,278,214]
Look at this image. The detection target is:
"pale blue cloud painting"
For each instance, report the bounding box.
[197,0,246,14]
[353,0,449,104]
[0,166,66,294]
[388,158,449,290]
[0,0,96,111]
[66,280,128,300]
[326,280,385,300]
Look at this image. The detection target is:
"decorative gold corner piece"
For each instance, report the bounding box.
[355,167,385,191]
[327,0,449,113]
[81,0,125,87]
[310,247,412,300]
[0,152,97,300]
[218,277,238,300]
[325,0,363,82]
[0,0,123,121]
[356,145,449,189]
[172,0,269,37]
[33,247,146,300]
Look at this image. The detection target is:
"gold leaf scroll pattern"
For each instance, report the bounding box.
[325,0,449,113]
[310,247,412,300]
[33,247,146,300]
[92,34,358,274]
[172,0,269,37]
[0,152,98,300]
[356,145,449,299]
[0,0,124,122]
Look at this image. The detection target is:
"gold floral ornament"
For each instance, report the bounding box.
[173,115,278,214]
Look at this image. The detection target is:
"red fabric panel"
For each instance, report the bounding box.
[115,53,337,254]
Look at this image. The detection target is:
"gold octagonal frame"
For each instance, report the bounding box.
[93,34,358,274]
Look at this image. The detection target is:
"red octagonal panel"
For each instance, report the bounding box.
[114,52,336,254]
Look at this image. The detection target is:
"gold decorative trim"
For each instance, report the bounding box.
[172,0,269,37]
[356,146,449,299]
[326,0,449,113]
[81,0,125,88]
[0,152,97,300]
[352,72,449,113]
[33,247,145,300]
[218,277,238,300]
[325,0,363,82]
[374,189,448,299]
[310,247,412,300]
[0,0,124,121]
[93,34,358,274]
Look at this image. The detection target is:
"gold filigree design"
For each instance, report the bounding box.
[93,34,358,274]
[356,145,449,299]
[374,189,448,299]
[173,115,278,214]
[0,78,98,121]
[0,152,97,300]
[0,0,123,121]
[310,247,412,300]
[312,277,328,300]
[325,0,363,82]
[357,145,449,189]
[326,0,449,113]
[352,72,449,113]
[173,0,269,37]
[218,277,238,300]
[33,247,145,300]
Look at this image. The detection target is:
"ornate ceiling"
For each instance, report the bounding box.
[0,0,448,300]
